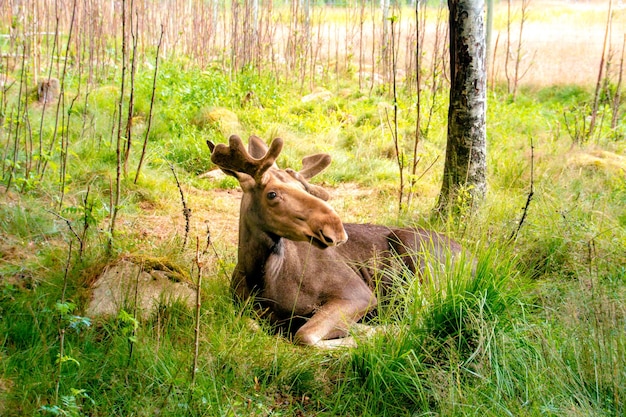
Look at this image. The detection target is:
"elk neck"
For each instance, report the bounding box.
[236,195,286,291]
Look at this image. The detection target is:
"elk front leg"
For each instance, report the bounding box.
[293,295,377,347]
[230,268,251,302]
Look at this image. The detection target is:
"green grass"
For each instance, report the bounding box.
[1,39,625,417]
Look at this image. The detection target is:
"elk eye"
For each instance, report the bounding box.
[267,191,277,200]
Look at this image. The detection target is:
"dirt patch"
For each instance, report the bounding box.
[86,186,244,319]
[123,186,242,249]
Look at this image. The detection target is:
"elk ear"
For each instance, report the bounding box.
[248,135,269,159]
[300,154,331,179]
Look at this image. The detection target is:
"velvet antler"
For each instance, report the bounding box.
[208,135,283,182]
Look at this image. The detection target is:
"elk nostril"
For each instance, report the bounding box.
[319,230,334,245]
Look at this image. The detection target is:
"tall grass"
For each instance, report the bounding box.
[343,247,523,415]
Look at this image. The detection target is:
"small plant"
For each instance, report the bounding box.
[40,389,94,417]
[563,104,591,144]
[49,298,92,416]
[117,308,140,352]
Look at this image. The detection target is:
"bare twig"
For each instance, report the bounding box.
[59,82,82,210]
[413,155,440,184]
[37,7,60,178]
[61,240,73,306]
[505,0,512,94]
[204,221,230,281]
[55,239,73,403]
[512,0,531,100]
[109,0,129,253]
[510,137,535,241]
[5,48,27,193]
[563,106,588,145]
[386,106,403,213]
[135,24,165,184]
[54,328,65,403]
[611,34,625,131]
[170,163,191,250]
[589,0,612,138]
[191,237,203,388]
[79,182,94,259]
[490,32,500,90]
[127,261,142,367]
[123,4,139,176]
[408,1,423,211]
[47,210,84,256]
[387,16,405,214]
[504,0,532,100]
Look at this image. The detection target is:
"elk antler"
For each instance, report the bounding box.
[208,135,283,182]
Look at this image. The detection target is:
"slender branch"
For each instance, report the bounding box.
[109,0,128,253]
[170,163,191,250]
[203,221,230,280]
[127,261,142,367]
[54,328,65,403]
[589,0,612,138]
[387,16,404,213]
[611,34,625,131]
[191,237,203,388]
[47,210,84,255]
[37,9,60,177]
[386,106,403,213]
[135,24,164,184]
[413,155,440,184]
[61,240,73,306]
[510,137,535,241]
[511,0,531,100]
[505,0,512,94]
[123,2,139,176]
[79,182,94,259]
[5,47,27,193]
[409,0,422,210]
[55,239,73,403]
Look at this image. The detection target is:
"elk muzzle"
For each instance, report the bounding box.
[307,213,348,249]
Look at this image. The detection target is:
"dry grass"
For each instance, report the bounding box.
[2,1,621,90]
[490,0,626,86]
[305,0,625,88]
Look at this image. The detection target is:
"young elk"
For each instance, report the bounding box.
[207,135,462,347]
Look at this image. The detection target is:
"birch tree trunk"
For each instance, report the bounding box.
[437,0,487,214]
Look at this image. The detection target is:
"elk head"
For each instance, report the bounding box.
[207,135,348,249]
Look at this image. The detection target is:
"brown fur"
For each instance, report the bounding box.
[208,135,462,346]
